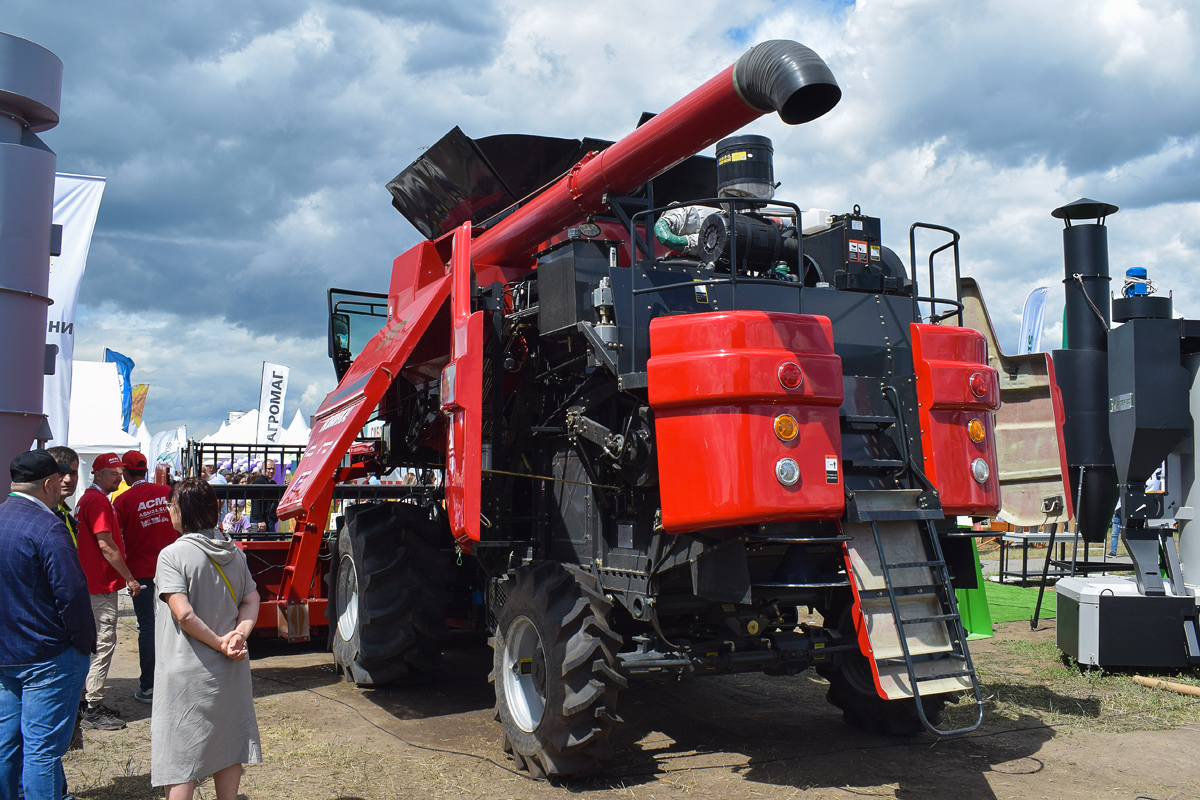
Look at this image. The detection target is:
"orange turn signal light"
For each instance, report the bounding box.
[774,414,799,442]
[968,418,986,443]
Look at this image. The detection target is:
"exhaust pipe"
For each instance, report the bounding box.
[1050,198,1120,542]
[470,40,840,268]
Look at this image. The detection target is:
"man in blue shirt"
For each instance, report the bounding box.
[0,450,96,800]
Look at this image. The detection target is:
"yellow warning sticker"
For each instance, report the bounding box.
[717,151,749,165]
[519,657,532,675]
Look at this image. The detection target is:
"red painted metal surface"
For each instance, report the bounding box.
[1044,354,1075,520]
[910,323,1001,515]
[648,312,844,533]
[441,223,483,549]
[840,539,888,699]
[279,242,452,521]
[470,64,763,269]
[236,539,329,637]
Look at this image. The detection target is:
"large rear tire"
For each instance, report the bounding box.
[490,562,626,779]
[330,502,451,685]
[818,604,946,735]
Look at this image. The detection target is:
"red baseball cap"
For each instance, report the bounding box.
[92,452,122,471]
[121,450,148,470]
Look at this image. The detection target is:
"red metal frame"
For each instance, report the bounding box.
[235,539,329,638]
[1043,355,1075,520]
[910,323,1001,516]
[441,223,484,550]
[648,311,844,533]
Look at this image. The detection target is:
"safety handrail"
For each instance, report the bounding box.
[908,223,963,326]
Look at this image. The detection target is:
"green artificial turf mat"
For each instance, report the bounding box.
[985,580,1056,623]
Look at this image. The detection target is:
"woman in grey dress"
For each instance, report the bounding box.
[152,477,261,799]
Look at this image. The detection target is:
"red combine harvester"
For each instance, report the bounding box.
[253,40,1073,778]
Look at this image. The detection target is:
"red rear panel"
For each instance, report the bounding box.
[910,323,1000,515]
[648,312,844,534]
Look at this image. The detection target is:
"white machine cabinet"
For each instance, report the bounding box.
[1056,576,1192,668]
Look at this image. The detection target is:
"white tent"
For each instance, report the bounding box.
[200,409,259,444]
[280,410,311,446]
[200,408,310,448]
[65,361,140,505]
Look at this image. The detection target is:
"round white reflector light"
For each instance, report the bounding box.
[776,457,800,486]
[971,458,990,484]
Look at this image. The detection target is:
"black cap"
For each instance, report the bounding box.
[10,449,71,484]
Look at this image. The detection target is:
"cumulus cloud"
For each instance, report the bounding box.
[5,0,1199,437]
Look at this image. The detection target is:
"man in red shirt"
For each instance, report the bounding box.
[112,450,177,704]
[74,453,141,731]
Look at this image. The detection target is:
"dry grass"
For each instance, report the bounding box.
[940,633,1200,734]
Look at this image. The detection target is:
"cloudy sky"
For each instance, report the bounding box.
[7,0,1199,438]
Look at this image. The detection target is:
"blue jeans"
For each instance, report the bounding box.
[0,647,90,800]
[1110,513,1121,556]
[132,577,156,691]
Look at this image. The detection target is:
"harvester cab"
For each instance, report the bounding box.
[275,39,1076,779]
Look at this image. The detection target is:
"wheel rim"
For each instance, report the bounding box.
[502,615,546,732]
[336,553,359,643]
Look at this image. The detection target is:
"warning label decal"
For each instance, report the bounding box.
[826,456,839,484]
[849,240,868,263]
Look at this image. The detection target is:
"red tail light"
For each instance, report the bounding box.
[969,372,988,397]
[778,362,803,389]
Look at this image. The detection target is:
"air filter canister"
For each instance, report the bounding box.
[716,135,774,199]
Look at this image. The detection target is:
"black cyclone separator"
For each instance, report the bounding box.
[733,40,842,125]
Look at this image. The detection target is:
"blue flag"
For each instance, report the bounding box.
[104,348,135,431]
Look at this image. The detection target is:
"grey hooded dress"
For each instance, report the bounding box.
[150,529,261,786]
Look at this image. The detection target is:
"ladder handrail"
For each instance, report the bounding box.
[867,518,984,736]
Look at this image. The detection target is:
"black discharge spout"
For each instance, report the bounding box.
[1050,198,1120,542]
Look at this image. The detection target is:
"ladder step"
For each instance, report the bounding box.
[746,535,852,544]
[861,584,941,599]
[916,669,974,682]
[847,458,905,470]
[841,414,897,431]
[898,613,959,625]
[886,559,945,570]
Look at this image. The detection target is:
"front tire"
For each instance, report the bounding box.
[490,562,626,779]
[330,502,451,685]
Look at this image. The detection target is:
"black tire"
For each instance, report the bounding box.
[818,604,946,735]
[489,562,626,779]
[330,502,451,685]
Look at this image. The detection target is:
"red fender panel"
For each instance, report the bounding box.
[648,311,844,534]
[910,323,1001,516]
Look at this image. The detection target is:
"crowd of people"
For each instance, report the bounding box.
[201,460,279,533]
[0,448,262,800]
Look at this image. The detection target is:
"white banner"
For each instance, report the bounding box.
[148,424,187,477]
[1017,286,1049,355]
[256,362,290,445]
[44,174,107,446]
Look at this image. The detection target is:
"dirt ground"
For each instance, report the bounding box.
[64,598,1200,800]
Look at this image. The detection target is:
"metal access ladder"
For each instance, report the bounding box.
[842,514,985,734]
